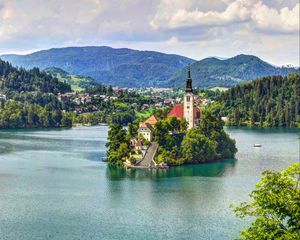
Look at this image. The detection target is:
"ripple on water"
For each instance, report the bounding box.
[0,126,298,240]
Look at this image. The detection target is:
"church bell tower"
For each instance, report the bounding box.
[183,65,194,129]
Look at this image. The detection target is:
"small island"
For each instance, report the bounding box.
[106,67,237,168]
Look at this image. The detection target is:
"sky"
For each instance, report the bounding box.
[0,0,299,66]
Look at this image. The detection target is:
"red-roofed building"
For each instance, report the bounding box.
[168,105,184,119]
[168,105,202,127]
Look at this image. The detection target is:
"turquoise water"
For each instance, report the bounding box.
[0,126,298,240]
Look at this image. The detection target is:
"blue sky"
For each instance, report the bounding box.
[0,0,299,66]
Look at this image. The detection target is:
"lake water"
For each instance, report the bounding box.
[0,126,298,240]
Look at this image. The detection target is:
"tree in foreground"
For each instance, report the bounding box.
[232,163,300,240]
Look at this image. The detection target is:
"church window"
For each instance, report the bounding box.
[186,96,190,102]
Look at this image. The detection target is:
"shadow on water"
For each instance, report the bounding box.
[106,158,237,181]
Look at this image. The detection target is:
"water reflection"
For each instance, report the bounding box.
[106,158,237,181]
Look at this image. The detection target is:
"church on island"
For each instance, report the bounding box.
[168,66,202,129]
[138,66,202,142]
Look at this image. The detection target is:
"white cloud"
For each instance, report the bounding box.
[150,0,300,34]
[252,2,299,33]
[0,0,299,66]
[150,0,255,29]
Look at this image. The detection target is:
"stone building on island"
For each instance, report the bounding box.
[168,66,202,129]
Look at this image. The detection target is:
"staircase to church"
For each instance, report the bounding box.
[135,142,158,168]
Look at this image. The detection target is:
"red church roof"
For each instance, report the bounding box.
[168,105,184,118]
[168,105,202,120]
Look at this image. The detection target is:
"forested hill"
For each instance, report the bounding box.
[2,48,299,88]
[44,67,97,91]
[0,59,72,129]
[1,46,195,88]
[219,73,300,127]
[0,59,71,95]
[170,55,300,88]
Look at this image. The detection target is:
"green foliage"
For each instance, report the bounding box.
[44,67,97,91]
[106,124,130,166]
[0,60,71,95]
[0,100,71,129]
[0,59,73,129]
[135,108,153,119]
[154,112,236,165]
[199,109,237,158]
[156,148,183,165]
[181,129,217,163]
[232,163,300,240]
[220,73,300,127]
[153,116,186,149]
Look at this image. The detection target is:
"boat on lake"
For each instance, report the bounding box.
[254,144,262,147]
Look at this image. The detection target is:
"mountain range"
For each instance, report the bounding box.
[170,55,299,88]
[1,46,299,88]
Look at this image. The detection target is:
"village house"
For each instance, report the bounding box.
[58,92,73,103]
[163,98,175,105]
[137,115,158,142]
[141,103,150,110]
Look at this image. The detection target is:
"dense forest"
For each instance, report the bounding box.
[0,59,72,128]
[220,73,300,127]
[0,100,72,128]
[0,60,70,95]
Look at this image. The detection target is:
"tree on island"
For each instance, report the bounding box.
[154,110,237,165]
[181,129,217,163]
[232,163,300,240]
[181,109,237,163]
[106,124,130,166]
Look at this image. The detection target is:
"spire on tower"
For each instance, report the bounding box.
[185,65,193,93]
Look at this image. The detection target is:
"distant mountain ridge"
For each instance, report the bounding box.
[170,54,300,88]
[1,46,194,88]
[1,47,299,88]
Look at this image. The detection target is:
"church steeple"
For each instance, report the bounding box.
[185,65,193,93]
[183,64,195,129]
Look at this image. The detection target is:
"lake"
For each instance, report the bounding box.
[0,126,298,240]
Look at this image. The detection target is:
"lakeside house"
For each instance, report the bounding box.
[137,115,159,141]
